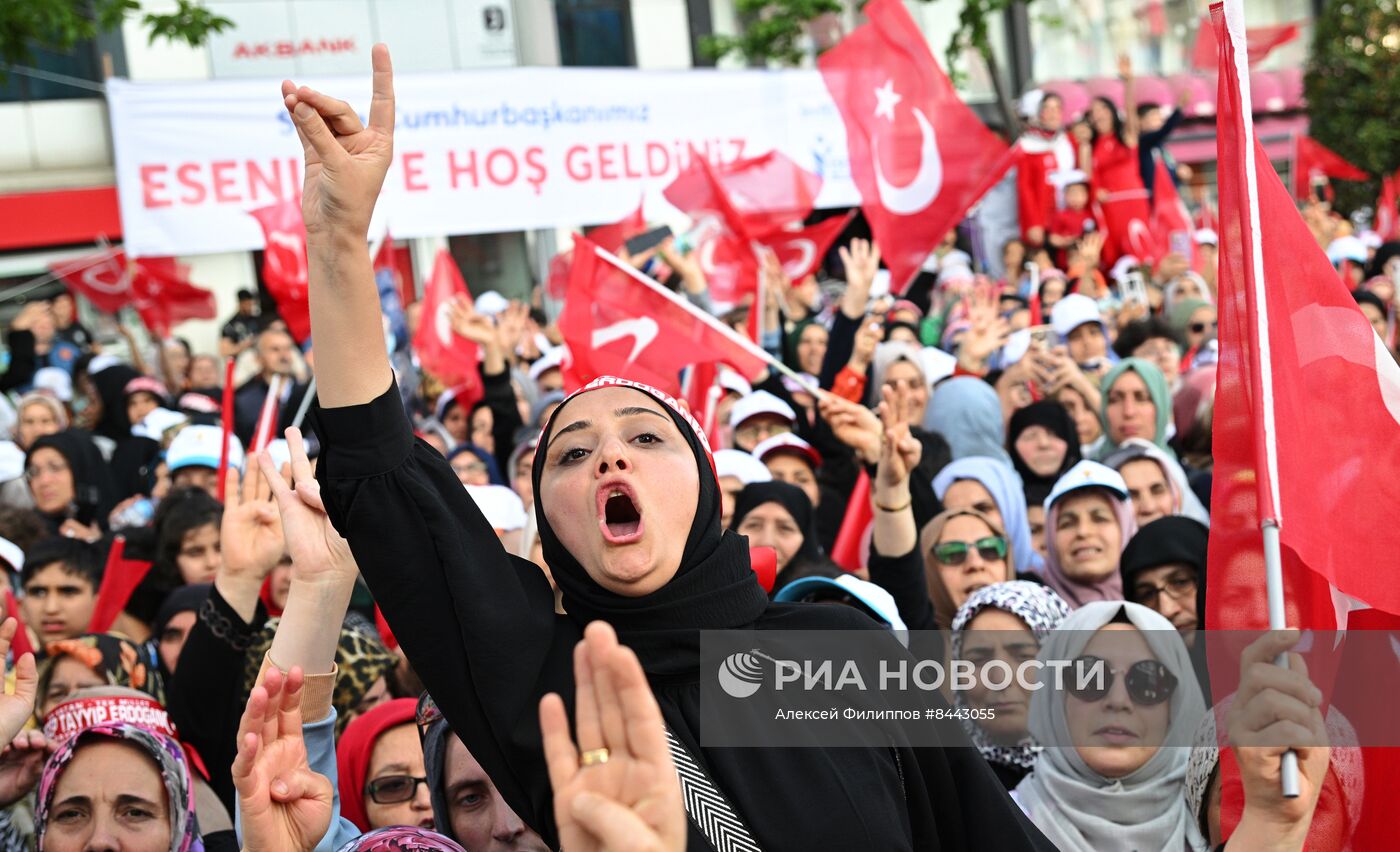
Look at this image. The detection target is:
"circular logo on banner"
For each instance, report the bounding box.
[718,652,766,699]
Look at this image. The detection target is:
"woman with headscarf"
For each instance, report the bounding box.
[925,376,1011,463]
[1103,438,1210,527]
[1041,460,1137,608]
[1120,516,1210,700]
[291,57,1052,851]
[934,456,1041,575]
[785,318,828,378]
[919,509,1017,630]
[336,698,433,832]
[36,632,166,719]
[1007,400,1081,500]
[335,828,466,852]
[14,393,68,451]
[25,430,118,538]
[445,444,503,487]
[729,481,834,594]
[36,721,206,851]
[1096,357,1173,461]
[950,581,1072,789]
[1013,601,1207,851]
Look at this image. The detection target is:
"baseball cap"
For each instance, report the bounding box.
[1193,229,1218,247]
[751,434,822,469]
[919,346,958,386]
[1327,236,1368,267]
[474,291,510,317]
[528,348,565,383]
[166,424,245,473]
[32,367,73,402]
[465,484,527,532]
[123,376,169,401]
[718,371,753,398]
[237,289,257,302]
[774,574,908,643]
[714,449,772,485]
[1045,460,1129,512]
[728,390,797,429]
[1051,293,1106,338]
[0,536,23,575]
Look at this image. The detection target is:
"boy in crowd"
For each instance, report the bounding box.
[20,537,101,645]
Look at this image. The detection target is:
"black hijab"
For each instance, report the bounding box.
[1006,400,1081,492]
[1120,515,1211,700]
[728,480,829,590]
[89,364,141,443]
[531,379,769,676]
[27,430,119,528]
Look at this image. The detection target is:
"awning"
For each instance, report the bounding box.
[1164,114,1308,163]
[0,186,121,251]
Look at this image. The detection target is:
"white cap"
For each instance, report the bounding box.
[1018,89,1047,119]
[718,371,753,398]
[1360,230,1384,250]
[474,291,510,317]
[85,355,121,375]
[32,367,73,402]
[752,433,822,469]
[1327,235,1369,266]
[1045,460,1129,512]
[1049,169,1090,189]
[131,407,188,442]
[918,346,958,385]
[1051,293,1105,338]
[0,441,24,482]
[727,390,796,429]
[466,484,527,531]
[167,424,245,473]
[1193,228,1219,246]
[0,536,22,574]
[1000,329,1031,367]
[714,449,772,485]
[528,348,565,383]
[774,574,908,642]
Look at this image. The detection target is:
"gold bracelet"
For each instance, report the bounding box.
[874,495,912,513]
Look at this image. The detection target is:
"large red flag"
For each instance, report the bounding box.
[585,198,647,253]
[711,151,823,239]
[663,153,763,307]
[1209,4,1400,844]
[560,237,770,395]
[818,0,1015,293]
[248,200,311,342]
[762,213,854,282]
[50,252,215,336]
[412,250,484,396]
[1149,159,1196,265]
[1292,136,1369,203]
[830,469,872,573]
[1376,169,1400,241]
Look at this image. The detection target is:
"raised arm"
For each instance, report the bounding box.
[1119,55,1139,148]
[282,45,396,407]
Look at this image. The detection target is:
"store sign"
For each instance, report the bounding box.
[106,68,857,257]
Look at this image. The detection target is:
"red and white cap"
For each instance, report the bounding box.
[43,694,178,745]
[1045,460,1129,512]
[751,433,822,469]
[539,375,716,477]
[123,376,168,400]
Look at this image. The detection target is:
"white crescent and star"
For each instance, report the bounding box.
[780,238,816,278]
[593,317,660,365]
[434,301,454,346]
[871,79,943,216]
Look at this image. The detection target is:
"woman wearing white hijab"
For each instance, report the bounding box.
[1104,437,1211,527]
[1014,601,1208,852]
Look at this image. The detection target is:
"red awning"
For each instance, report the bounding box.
[0,186,121,251]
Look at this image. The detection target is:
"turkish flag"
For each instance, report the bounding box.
[560,237,770,395]
[1376,169,1400,241]
[248,200,311,343]
[585,198,647,253]
[830,469,872,573]
[1149,159,1196,265]
[1292,136,1369,202]
[412,250,484,397]
[1209,4,1400,845]
[88,537,154,634]
[663,153,763,307]
[1191,16,1299,71]
[761,212,854,282]
[50,252,215,336]
[681,361,724,447]
[711,151,824,239]
[1098,190,1162,265]
[818,0,1016,293]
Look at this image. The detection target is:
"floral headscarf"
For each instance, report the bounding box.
[335,826,467,852]
[36,721,203,852]
[950,581,1072,771]
[38,633,166,710]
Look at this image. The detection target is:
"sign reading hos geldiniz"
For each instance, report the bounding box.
[43,696,178,744]
[105,69,857,257]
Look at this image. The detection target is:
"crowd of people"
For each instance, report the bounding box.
[0,42,1388,852]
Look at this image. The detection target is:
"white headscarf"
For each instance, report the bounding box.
[1014,601,1208,852]
[1103,438,1211,527]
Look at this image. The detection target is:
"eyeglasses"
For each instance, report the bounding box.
[735,421,793,443]
[366,775,430,804]
[1132,573,1197,609]
[1188,321,1218,334]
[24,462,68,481]
[453,461,488,475]
[416,691,444,741]
[932,536,1007,566]
[1066,655,1178,706]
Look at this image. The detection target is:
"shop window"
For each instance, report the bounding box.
[555,0,635,67]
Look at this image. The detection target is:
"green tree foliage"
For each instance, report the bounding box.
[1304,0,1400,216]
[0,0,232,69]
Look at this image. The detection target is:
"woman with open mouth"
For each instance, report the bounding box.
[280,46,1055,852]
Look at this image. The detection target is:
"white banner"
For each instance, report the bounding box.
[106,68,858,258]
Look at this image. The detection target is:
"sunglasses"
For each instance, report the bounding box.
[1066,655,1178,706]
[367,774,430,805]
[932,536,1007,566]
[1188,320,1218,334]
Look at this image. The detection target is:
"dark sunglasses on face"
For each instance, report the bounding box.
[1189,320,1218,334]
[932,536,1007,566]
[367,774,431,804]
[1067,655,1178,706]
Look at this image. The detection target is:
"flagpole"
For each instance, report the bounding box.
[591,243,823,395]
[290,376,317,431]
[1223,0,1299,799]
